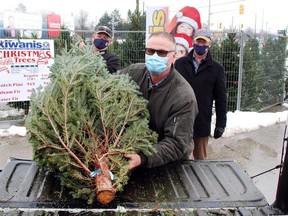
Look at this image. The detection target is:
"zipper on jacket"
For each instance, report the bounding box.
[173,117,179,137]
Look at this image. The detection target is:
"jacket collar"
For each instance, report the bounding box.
[188,49,212,62]
[147,66,175,89]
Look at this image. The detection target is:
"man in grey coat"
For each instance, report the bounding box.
[175,28,227,160]
[119,32,198,170]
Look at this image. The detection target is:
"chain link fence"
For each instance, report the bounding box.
[0,29,287,122]
[211,31,287,111]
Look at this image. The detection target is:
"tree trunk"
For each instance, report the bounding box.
[95,162,116,204]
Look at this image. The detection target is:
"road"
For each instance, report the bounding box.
[208,121,286,204]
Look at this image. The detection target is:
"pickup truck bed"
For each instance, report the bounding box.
[0,158,284,215]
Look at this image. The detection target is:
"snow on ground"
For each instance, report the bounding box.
[1,103,288,138]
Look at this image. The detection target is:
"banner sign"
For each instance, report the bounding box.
[145,6,169,43]
[61,15,75,32]
[3,11,42,38]
[0,39,54,102]
[47,14,61,37]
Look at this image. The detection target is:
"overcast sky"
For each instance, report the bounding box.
[2,0,287,33]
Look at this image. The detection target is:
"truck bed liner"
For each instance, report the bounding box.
[0,158,284,215]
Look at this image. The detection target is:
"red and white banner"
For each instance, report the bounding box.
[47,14,61,37]
[0,39,54,102]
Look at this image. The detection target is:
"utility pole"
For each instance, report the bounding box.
[254,13,257,34]
[112,16,115,38]
[261,9,264,33]
[136,0,139,14]
[208,0,211,31]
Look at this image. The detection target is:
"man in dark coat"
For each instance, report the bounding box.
[120,32,198,169]
[92,26,120,73]
[175,28,227,160]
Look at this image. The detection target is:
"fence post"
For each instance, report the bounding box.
[236,30,244,111]
[281,39,287,102]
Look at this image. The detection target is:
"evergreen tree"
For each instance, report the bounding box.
[97,12,112,29]
[25,42,157,204]
[53,25,73,55]
[220,32,240,111]
[259,36,287,107]
[210,38,222,63]
[112,9,146,68]
[241,36,262,111]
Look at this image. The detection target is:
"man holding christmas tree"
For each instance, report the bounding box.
[92,26,120,73]
[120,32,198,170]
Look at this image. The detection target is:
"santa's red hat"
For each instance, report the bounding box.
[174,33,193,52]
[176,6,202,31]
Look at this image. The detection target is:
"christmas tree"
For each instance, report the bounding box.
[25,42,157,204]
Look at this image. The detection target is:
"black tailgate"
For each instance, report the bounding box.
[0,157,281,215]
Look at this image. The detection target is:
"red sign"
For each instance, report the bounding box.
[47,14,61,37]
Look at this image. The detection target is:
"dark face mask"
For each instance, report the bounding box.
[93,38,109,49]
[193,44,209,56]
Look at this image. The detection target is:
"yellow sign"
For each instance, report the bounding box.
[218,22,222,29]
[239,4,244,14]
[146,6,169,42]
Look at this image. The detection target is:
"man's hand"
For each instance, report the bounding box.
[213,127,225,139]
[124,153,141,171]
[79,41,86,47]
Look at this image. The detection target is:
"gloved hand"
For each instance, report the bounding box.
[213,127,225,139]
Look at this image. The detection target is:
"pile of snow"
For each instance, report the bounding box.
[0,125,27,137]
[1,104,288,138]
[213,110,288,137]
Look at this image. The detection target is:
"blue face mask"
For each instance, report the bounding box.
[145,54,169,74]
[93,38,109,49]
[193,44,209,55]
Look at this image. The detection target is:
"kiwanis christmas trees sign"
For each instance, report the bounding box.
[0,39,54,102]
